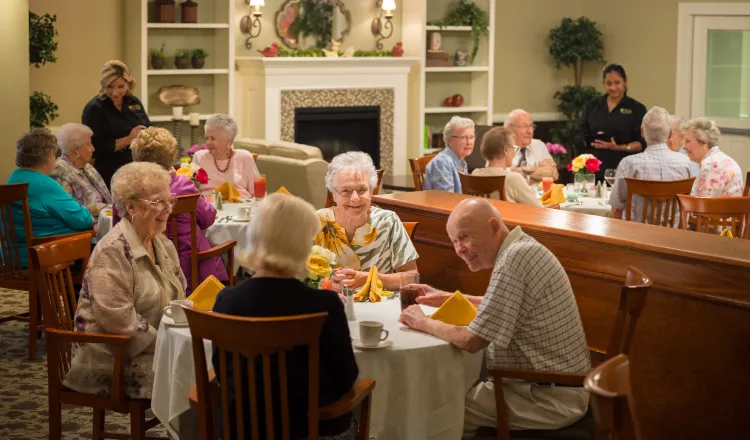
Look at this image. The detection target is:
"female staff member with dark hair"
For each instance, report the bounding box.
[577,64,647,181]
[82,60,151,188]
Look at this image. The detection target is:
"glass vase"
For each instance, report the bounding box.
[574,173,596,194]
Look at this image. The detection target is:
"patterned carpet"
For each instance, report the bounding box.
[0,288,167,439]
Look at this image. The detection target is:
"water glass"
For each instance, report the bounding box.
[399,272,420,310]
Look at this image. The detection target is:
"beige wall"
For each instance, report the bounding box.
[0,0,30,182]
[29,0,124,128]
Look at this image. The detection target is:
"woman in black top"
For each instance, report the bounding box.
[82,60,151,188]
[212,193,359,440]
[577,64,647,182]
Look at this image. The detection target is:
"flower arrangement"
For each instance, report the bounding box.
[545,142,568,162]
[567,153,602,175]
[176,157,209,188]
[304,245,337,289]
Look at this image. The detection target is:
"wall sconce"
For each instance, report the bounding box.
[371,0,396,50]
[240,0,264,50]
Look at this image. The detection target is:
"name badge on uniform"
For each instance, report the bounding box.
[128,104,142,111]
[620,108,633,115]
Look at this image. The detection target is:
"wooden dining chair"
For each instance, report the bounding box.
[584,354,642,440]
[402,221,419,240]
[409,154,437,191]
[167,194,237,292]
[677,195,750,239]
[325,169,385,208]
[624,177,695,227]
[744,171,749,197]
[252,153,259,162]
[29,234,164,440]
[478,266,652,440]
[458,171,507,200]
[184,307,376,440]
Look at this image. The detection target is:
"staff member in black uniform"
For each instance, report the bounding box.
[82,60,151,188]
[577,64,647,182]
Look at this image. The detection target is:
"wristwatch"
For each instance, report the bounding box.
[625,144,632,151]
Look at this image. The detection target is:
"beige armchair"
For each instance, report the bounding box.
[234,138,328,209]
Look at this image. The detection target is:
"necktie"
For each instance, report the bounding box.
[519,148,527,167]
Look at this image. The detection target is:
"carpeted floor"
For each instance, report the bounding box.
[0,288,167,439]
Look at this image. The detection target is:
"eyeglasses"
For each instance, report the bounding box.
[335,187,371,198]
[513,124,537,131]
[139,197,177,211]
[451,135,476,142]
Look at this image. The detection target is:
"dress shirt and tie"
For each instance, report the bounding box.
[423,147,468,194]
[511,139,553,169]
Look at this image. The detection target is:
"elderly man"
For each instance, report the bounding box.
[400,198,591,434]
[609,107,692,221]
[667,115,700,178]
[504,109,559,185]
[424,116,475,193]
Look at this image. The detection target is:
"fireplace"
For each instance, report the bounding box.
[294,106,381,168]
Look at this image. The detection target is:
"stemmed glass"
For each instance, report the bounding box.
[604,169,617,186]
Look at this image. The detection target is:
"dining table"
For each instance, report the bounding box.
[150,300,483,440]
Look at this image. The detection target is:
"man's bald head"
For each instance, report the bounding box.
[447,198,509,271]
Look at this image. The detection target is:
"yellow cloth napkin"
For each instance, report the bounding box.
[721,229,734,238]
[276,186,292,195]
[186,275,224,310]
[353,266,383,302]
[216,182,242,203]
[540,184,566,205]
[430,290,477,326]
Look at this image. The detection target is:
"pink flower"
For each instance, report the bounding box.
[567,163,573,171]
[186,143,207,156]
[195,168,209,185]
[585,157,602,173]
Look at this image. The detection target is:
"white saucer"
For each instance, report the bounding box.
[162,315,189,327]
[352,339,393,350]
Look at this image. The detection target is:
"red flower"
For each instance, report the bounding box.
[567,163,573,171]
[585,158,602,173]
[195,168,209,184]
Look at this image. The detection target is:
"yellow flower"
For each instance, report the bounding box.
[572,155,586,172]
[175,167,193,177]
[306,254,332,280]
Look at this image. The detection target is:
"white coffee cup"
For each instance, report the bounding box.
[163,299,194,324]
[359,321,389,347]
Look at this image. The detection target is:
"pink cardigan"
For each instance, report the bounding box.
[194,149,260,199]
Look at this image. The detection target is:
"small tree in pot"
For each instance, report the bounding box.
[174,49,190,69]
[29,11,59,128]
[151,44,166,69]
[191,49,208,69]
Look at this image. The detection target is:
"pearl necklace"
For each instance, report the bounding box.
[213,149,234,173]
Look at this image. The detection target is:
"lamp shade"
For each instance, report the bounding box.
[381,0,396,11]
[249,0,265,6]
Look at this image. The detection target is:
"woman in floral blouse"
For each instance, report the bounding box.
[682,118,744,197]
[50,123,112,217]
[64,162,186,398]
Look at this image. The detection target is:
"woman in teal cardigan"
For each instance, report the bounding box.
[7,128,94,268]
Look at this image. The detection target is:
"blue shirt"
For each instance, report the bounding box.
[423,147,467,193]
[7,168,93,267]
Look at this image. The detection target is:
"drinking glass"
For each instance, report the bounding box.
[399,272,420,310]
[604,169,617,186]
[253,174,267,202]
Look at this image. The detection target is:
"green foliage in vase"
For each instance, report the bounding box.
[30,91,59,129]
[276,46,326,57]
[426,0,489,63]
[191,49,209,59]
[151,43,166,58]
[29,12,58,67]
[289,0,334,49]
[175,49,188,58]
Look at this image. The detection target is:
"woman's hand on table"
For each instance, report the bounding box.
[412,284,452,307]
[331,268,367,288]
[400,305,428,330]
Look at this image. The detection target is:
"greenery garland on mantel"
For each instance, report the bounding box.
[426,0,489,63]
[275,47,394,57]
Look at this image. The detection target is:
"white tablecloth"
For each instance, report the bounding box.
[150,300,483,440]
[559,195,612,217]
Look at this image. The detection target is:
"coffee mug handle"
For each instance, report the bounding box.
[164,306,173,318]
[380,329,389,342]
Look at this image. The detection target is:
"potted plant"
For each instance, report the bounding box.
[151,44,166,70]
[174,49,190,69]
[426,0,489,64]
[191,49,208,69]
[29,11,59,128]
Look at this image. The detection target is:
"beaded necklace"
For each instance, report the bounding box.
[213,148,234,173]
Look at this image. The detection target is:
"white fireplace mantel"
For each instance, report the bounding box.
[236,57,419,175]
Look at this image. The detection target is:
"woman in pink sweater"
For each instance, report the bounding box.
[193,114,260,199]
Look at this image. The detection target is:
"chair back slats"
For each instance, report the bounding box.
[458,171,507,200]
[184,307,329,440]
[677,195,750,239]
[326,169,385,208]
[0,183,33,280]
[584,354,642,440]
[624,177,695,227]
[167,194,201,291]
[409,154,437,191]
[605,267,652,361]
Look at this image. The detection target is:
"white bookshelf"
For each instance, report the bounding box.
[124,0,235,123]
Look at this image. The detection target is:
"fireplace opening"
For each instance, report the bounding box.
[294,106,380,168]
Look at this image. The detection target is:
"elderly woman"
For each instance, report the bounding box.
[424,116,476,193]
[50,123,113,218]
[128,127,228,292]
[193,114,260,199]
[667,116,699,178]
[64,162,186,399]
[82,60,151,188]
[213,193,359,439]
[472,127,543,207]
[682,117,744,197]
[317,152,418,292]
[7,128,94,268]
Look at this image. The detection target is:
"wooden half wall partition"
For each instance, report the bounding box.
[372,191,750,440]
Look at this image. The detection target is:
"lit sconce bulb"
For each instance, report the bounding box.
[249,0,264,16]
[381,0,396,17]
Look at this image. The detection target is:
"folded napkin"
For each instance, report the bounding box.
[721,228,734,238]
[215,182,242,203]
[430,290,477,326]
[353,266,383,302]
[276,186,292,195]
[540,184,566,205]
[186,275,225,310]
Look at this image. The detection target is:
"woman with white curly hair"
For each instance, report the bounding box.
[50,123,113,218]
[423,116,476,193]
[681,117,743,197]
[316,151,419,292]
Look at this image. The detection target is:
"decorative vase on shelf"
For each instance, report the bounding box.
[181,0,197,23]
[154,0,175,23]
[151,56,165,70]
[174,54,190,69]
[191,57,205,69]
